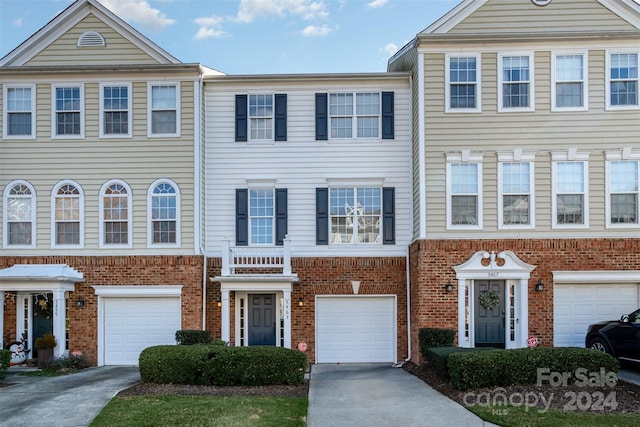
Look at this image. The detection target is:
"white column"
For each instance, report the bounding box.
[518,279,529,348]
[0,291,4,350]
[221,239,231,276]
[457,279,472,348]
[221,289,230,344]
[283,289,291,348]
[52,290,66,358]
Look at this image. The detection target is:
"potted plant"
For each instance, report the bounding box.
[35,333,56,369]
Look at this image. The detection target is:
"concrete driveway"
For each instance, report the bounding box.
[307,363,495,427]
[0,366,140,427]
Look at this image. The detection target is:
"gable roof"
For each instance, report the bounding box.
[0,0,180,67]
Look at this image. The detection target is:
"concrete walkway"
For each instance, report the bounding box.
[307,363,495,427]
[619,368,640,386]
[0,366,140,427]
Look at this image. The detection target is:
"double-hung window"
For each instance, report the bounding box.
[101,83,131,137]
[447,153,483,229]
[607,52,639,109]
[100,180,132,247]
[3,85,35,138]
[53,84,83,137]
[606,156,639,227]
[149,83,179,136]
[552,151,589,228]
[553,53,587,111]
[52,181,83,247]
[235,187,287,246]
[446,54,480,112]
[148,179,180,246]
[499,54,534,112]
[329,187,381,244]
[249,95,273,140]
[498,154,535,229]
[329,92,380,139]
[3,181,36,247]
[249,189,275,245]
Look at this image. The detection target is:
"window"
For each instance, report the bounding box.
[52,181,83,246]
[446,54,480,112]
[249,95,273,140]
[235,188,287,246]
[607,160,639,226]
[499,54,534,111]
[100,180,132,247]
[53,85,83,137]
[3,85,35,138]
[499,161,534,228]
[607,52,639,109]
[148,83,179,136]
[249,189,274,244]
[553,53,587,110]
[148,180,180,246]
[328,188,381,244]
[552,156,589,228]
[447,154,483,229]
[3,181,35,247]
[329,92,380,138]
[100,84,131,137]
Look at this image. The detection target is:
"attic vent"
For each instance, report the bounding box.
[77,31,105,47]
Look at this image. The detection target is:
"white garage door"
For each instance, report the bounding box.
[316,296,395,363]
[103,297,181,365]
[554,284,639,348]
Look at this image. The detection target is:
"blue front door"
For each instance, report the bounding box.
[32,294,54,358]
[248,294,276,346]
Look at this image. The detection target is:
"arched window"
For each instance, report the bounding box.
[3,180,36,247]
[100,180,132,247]
[52,181,83,247]
[148,179,180,246]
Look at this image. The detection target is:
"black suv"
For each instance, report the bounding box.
[586,308,640,363]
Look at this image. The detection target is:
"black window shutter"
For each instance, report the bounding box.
[275,188,288,246]
[316,188,329,245]
[235,95,248,142]
[315,93,328,141]
[381,91,394,140]
[274,94,287,141]
[382,187,395,244]
[235,189,248,246]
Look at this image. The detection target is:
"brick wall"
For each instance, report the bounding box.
[409,238,640,362]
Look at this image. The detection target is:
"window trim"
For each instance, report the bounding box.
[147,82,180,137]
[51,83,84,139]
[50,180,84,248]
[99,179,133,248]
[445,53,482,113]
[99,82,132,138]
[605,50,640,111]
[3,84,36,139]
[328,91,381,140]
[446,152,483,230]
[248,187,276,246]
[328,186,383,245]
[3,180,36,248]
[497,150,536,230]
[551,51,588,112]
[248,93,274,142]
[551,150,590,229]
[605,150,640,229]
[498,52,535,113]
[147,179,181,247]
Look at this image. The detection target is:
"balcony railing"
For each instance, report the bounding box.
[220,237,292,276]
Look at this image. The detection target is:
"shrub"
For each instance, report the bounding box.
[139,344,307,386]
[49,352,91,372]
[425,346,500,377]
[0,349,10,381]
[418,328,455,359]
[35,333,56,349]
[448,347,620,391]
[175,330,212,345]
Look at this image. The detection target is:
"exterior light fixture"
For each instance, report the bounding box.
[445,281,454,292]
[76,297,85,308]
[535,280,544,292]
[216,297,222,307]
[298,299,304,307]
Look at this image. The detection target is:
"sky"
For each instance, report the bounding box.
[0,0,461,74]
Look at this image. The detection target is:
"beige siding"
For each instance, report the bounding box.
[449,0,637,34]
[25,14,158,66]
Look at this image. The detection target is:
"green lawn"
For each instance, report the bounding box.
[468,404,640,427]
[90,395,307,427]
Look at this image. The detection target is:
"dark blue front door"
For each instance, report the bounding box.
[475,281,505,348]
[32,294,54,358]
[248,294,276,346]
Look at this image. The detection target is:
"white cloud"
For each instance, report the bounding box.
[234,0,329,24]
[12,18,23,27]
[382,42,398,57]
[367,0,388,9]
[194,16,229,40]
[99,0,175,32]
[300,24,331,37]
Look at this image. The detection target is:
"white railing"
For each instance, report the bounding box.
[220,236,292,276]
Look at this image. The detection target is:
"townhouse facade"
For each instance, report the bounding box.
[1,0,638,366]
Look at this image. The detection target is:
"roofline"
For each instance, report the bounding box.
[416,29,640,44]
[203,71,412,83]
[0,63,201,74]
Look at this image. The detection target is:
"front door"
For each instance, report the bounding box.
[32,294,54,358]
[248,294,276,346]
[475,281,505,348]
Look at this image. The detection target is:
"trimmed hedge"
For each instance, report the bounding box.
[139,344,307,386]
[0,349,10,381]
[448,347,620,391]
[426,346,500,377]
[418,328,455,359]
[175,330,213,345]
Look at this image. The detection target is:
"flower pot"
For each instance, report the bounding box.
[37,347,54,369]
